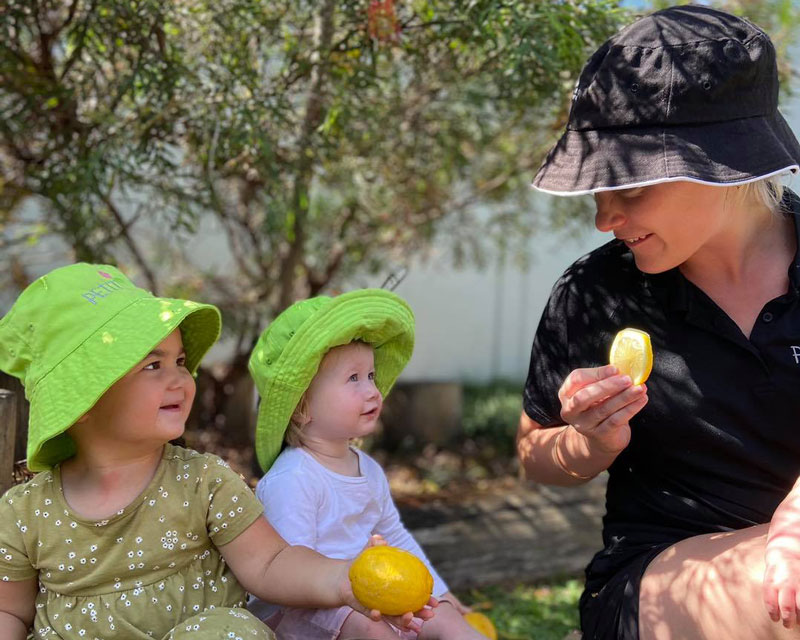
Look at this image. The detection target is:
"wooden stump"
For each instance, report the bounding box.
[0,388,18,496]
[399,477,607,589]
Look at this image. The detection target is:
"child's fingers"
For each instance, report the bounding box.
[365,534,387,549]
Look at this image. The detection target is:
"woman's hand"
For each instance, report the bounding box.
[764,481,800,629]
[558,364,648,455]
[763,544,800,628]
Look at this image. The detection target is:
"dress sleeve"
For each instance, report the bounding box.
[203,455,265,547]
[255,469,320,550]
[0,484,38,582]
[372,468,449,597]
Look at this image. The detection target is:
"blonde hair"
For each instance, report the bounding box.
[738,176,786,215]
[285,392,311,448]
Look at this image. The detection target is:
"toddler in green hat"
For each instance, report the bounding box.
[0,264,431,640]
[248,289,489,639]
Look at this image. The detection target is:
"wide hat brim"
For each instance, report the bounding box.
[251,290,414,472]
[27,298,220,471]
[532,111,800,196]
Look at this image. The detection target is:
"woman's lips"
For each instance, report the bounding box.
[621,233,652,247]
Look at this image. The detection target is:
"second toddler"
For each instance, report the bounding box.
[248,289,491,640]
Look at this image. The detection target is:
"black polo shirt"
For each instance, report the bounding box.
[524,190,800,584]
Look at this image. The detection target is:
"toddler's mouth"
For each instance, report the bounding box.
[159,402,182,412]
[361,408,379,418]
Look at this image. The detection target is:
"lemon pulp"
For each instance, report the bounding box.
[609,328,653,385]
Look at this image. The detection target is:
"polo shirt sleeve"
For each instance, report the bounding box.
[523,268,581,427]
[203,455,265,547]
[0,484,38,582]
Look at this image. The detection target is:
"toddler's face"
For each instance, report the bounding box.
[75,329,196,446]
[304,342,382,441]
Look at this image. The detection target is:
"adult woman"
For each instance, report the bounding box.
[517,5,800,640]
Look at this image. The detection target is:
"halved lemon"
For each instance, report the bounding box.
[609,328,653,385]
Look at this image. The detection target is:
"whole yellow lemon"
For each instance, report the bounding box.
[464,611,498,639]
[349,546,433,615]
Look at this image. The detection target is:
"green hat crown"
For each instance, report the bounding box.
[249,289,414,472]
[0,263,221,471]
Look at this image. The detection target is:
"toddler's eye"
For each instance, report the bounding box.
[349,373,358,382]
[177,356,187,368]
[144,361,160,371]
[368,372,375,380]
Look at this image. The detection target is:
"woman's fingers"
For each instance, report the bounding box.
[590,387,648,431]
[564,380,644,427]
[558,365,619,404]
[778,586,797,628]
[560,374,631,421]
[764,581,780,622]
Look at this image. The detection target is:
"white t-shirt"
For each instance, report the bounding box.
[256,446,448,598]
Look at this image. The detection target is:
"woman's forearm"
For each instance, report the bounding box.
[516,414,619,486]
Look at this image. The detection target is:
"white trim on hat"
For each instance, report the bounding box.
[531,165,799,197]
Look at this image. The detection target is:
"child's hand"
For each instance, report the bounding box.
[365,533,387,549]
[439,590,471,615]
[337,561,437,633]
[763,537,800,628]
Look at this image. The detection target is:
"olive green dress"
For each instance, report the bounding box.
[0,444,275,640]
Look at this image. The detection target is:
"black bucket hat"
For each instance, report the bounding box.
[532,4,800,196]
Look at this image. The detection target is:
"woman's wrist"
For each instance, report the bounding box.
[553,426,619,480]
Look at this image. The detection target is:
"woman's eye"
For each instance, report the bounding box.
[620,187,644,200]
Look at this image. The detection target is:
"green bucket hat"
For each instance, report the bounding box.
[249,289,414,472]
[0,263,221,471]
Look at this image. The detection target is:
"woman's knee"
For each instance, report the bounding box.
[639,526,781,640]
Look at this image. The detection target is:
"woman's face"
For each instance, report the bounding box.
[594,181,730,273]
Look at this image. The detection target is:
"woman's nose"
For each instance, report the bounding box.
[594,195,626,232]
